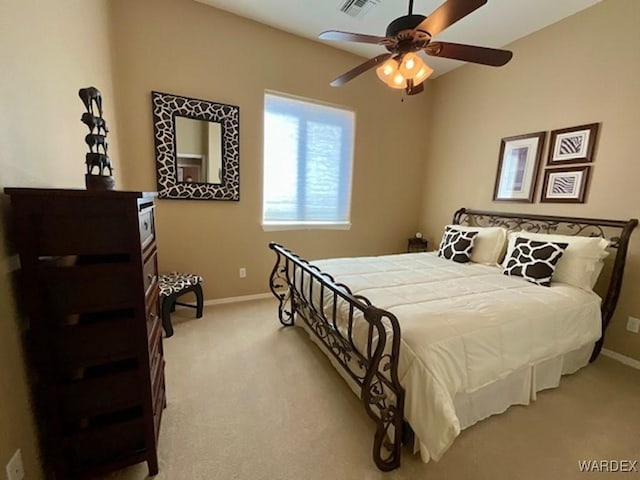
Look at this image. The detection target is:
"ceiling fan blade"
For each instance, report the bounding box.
[426,42,512,66]
[330,53,392,87]
[319,30,390,45]
[415,0,487,37]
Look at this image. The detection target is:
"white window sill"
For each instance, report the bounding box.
[262,222,352,232]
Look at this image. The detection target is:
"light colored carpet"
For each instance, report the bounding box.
[101,298,640,480]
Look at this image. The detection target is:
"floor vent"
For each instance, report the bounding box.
[339,0,382,18]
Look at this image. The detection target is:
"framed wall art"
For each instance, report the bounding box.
[547,123,599,165]
[493,131,546,202]
[540,165,591,203]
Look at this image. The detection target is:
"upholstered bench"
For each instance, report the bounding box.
[158,272,204,337]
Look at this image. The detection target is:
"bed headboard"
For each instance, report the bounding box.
[452,208,638,361]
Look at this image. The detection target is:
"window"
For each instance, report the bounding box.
[262,92,355,229]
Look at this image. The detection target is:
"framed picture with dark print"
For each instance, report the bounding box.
[540,166,591,203]
[547,123,599,165]
[493,131,546,202]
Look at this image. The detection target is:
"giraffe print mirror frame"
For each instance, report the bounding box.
[151,91,240,200]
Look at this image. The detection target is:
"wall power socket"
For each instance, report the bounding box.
[626,317,640,334]
[6,449,24,480]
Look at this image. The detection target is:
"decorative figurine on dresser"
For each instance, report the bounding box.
[79,86,115,190]
[4,188,164,479]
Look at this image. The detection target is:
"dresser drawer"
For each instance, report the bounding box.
[60,369,143,420]
[143,251,158,298]
[148,317,162,371]
[152,360,165,414]
[53,316,138,372]
[42,263,136,315]
[146,291,159,328]
[68,417,146,471]
[139,207,156,251]
[153,378,165,441]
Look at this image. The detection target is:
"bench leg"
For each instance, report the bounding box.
[161,294,175,337]
[194,283,204,318]
[160,284,203,337]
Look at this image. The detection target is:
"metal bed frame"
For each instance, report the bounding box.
[268,208,637,471]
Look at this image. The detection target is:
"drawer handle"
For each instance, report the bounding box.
[147,273,154,281]
[143,221,149,231]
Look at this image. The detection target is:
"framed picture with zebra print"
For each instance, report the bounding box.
[540,166,591,203]
[547,123,599,165]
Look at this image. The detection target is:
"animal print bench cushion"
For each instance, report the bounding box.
[437,227,479,263]
[159,272,203,297]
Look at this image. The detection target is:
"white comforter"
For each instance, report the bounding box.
[308,252,602,462]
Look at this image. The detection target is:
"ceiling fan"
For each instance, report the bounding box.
[319,0,513,95]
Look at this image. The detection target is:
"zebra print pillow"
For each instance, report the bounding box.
[503,237,568,287]
[437,227,478,263]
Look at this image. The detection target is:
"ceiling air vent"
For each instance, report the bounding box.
[339,0,382,19]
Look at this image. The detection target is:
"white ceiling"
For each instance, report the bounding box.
[195,0,601,78]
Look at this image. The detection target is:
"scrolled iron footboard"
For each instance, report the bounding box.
[268,242,405,471]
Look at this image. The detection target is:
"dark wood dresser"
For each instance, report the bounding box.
[4,188,165,479]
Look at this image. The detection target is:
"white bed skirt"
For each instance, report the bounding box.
[453,342,592,431]
[294,319,594,464]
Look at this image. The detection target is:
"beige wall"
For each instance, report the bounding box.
[420,0,640,360]
[110,0,431,300]
[0,1,120,477]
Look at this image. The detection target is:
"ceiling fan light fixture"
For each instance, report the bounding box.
[322,0,512,94]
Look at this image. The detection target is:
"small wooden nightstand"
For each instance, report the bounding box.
[407,237,428,253]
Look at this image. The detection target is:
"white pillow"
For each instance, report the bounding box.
[444,225,508,265]
[502,231,610,290]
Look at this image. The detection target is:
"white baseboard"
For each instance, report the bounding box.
[203,292,273,306]
[601,348,640,370]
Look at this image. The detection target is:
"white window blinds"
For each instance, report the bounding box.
[262,92,355,228]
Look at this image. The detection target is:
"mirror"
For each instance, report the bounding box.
[151,91,239,200]
[175,117,222,184]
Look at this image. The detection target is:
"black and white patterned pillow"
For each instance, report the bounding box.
[503,237,568,286]
[437,227,479,263]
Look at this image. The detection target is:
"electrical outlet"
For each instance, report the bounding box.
[6,449,24,480]
[239,267,246,278]
[626,317,640,334]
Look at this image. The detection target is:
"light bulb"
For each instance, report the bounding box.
[376,58,398,83]
[412,63,434,85]
[399,53,424,79]
[390,72,406,89]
